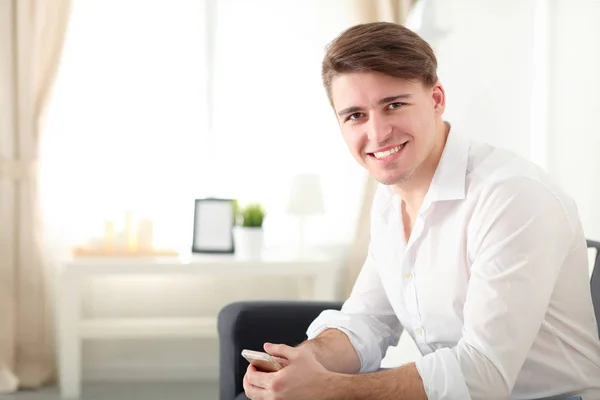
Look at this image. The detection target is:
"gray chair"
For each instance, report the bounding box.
[218,241,600,400]
[217,301,343,400]
[586,239,600,336]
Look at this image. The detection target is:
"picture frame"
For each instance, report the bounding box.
[192,198,235,254]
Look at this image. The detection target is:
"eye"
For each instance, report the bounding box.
[346,112,365,122]
[387,102,405,110]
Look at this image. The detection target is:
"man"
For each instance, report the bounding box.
[243,22,600,399]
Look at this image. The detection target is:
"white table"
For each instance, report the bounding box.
[56,252,342,399]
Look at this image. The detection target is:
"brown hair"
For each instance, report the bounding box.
[322,22,438,105]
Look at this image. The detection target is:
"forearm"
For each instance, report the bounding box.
[300,328,361,374]
[326,362,427,400]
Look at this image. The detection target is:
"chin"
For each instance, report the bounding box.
[373,168,414,185]
[379,177,409,186]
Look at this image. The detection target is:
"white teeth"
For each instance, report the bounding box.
[373,143,405,159]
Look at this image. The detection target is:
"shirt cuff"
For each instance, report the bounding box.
[306,309,385,373]
[415,347,472,400]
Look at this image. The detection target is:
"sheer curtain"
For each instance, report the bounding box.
[41,0,364,255]
[0,0,71,392]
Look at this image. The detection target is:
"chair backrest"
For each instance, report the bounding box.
[586,240,600,338]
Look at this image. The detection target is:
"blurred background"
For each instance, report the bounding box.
[1,0,599,398]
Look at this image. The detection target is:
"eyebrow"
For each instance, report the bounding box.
[337,94,413,117]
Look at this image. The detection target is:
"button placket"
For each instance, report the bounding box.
[398,199,430,346]
[403,244,426,346]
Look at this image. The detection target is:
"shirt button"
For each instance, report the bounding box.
[404,272,414,281]
[415,327,424,336]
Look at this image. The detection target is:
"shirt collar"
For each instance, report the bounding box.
[427,128,470,203]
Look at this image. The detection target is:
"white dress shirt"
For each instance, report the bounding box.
[306,130,600,400]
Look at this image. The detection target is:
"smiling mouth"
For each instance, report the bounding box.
[370,142,407,159]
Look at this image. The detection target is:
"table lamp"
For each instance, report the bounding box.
[285,173,325,254]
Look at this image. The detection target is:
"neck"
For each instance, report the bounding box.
[392,121,449,214]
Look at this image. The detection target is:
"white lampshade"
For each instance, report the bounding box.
[285,174,325,216]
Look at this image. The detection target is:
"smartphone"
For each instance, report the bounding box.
[241,349,283,372]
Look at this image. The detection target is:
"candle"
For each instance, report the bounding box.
[124,210,137,252]
[137,219,154,251]
[104,220,115,250]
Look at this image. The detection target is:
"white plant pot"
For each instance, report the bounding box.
[234,227,264,259]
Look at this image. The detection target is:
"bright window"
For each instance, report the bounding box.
[41,0,365,253]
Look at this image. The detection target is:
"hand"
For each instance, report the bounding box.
[243,342,333,400]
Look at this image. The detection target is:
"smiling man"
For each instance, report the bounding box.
[243,22,600,400]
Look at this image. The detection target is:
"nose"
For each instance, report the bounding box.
[366,114,392,144]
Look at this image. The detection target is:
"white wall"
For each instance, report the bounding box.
[547,0,600,240]
[436,0,538,159]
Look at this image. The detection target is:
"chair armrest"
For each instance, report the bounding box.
[587,240,600,338]
[217,300,343,400]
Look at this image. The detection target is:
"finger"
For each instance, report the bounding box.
[246,364,275,389]
[244,380,266,400]
[244,366,267,399]
[243,365,256,389]
[243,368,252,392]
[264,342,296,360]
[271,355,290,368]
[244,379,263,399]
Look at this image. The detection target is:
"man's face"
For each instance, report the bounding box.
[331,72,445,186]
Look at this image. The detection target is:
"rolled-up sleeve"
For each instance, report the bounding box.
[306,248,402,372]
[415,177,574,400]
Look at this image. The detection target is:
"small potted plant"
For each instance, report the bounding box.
[233,202,266,258]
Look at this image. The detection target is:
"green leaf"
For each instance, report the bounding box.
[240,203,266,227]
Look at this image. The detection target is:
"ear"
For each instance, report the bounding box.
[432,82,446,115]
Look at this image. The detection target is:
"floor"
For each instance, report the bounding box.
[3,381,220,400]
